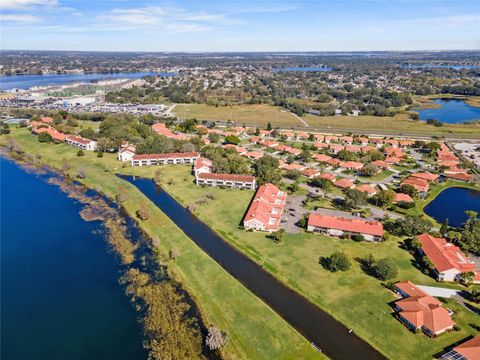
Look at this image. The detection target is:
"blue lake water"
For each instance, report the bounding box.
[0,72,177,91]
[424,187,480,227]
[405,64,480,70]
[272,66,332,72]
[417,99,480,124]
[0,158,147,360]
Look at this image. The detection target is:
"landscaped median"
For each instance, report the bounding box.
[145,165,480,360]
[1,128,322,360]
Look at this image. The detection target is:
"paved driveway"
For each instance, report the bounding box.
[280,195,308,233]
[417,285,460,298]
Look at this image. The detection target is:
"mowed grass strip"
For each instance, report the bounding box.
[146,165,480,360]
[2,128,322,360]
[303,113,480,138]
[174,103,303,127]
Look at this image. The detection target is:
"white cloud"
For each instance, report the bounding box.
[1,13,41,22]
[1,0,57,10]
[94,6,230,33]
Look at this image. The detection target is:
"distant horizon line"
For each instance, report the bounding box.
[1,49,479,54]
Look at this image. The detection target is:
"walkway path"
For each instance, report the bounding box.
[164,103,177,116]
[289,112,310,127]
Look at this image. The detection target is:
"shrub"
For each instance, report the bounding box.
[321,251,351,272]
[77,149,85,156]
[352,234,365,242]
[136,203,150,221]
[96,151,104,158]
[38,132,52,143]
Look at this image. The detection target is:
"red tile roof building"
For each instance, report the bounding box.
[151,123,186,140]
[417,233,480,283]
[308,213,384,242]
[441,336,480,360]
[401,176,430,193]
[355,184,378,196]
[393,281,455,337]
[196,172,256,190]
[334,178,354,189]
[65,135,97,151]
[131,152,199,166]
[118,141,136,162]
[35,126,66,142]
[243,184,287,232]
[193,157,256,190]
[394,193,414,203]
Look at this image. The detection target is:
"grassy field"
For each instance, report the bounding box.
[128,165,480,360]
[174,103,304,127]
[1,128,322,360]
[303,113,480,138]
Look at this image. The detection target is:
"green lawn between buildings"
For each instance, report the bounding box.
[136,165,479,360]
[1,128,322,360]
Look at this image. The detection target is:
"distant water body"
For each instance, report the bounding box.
[405,64,480,70]
[417,99,480,124]
[424,187,480,228]
[272,66,332,72]
[0,72,177,91]
[0,158,147,360]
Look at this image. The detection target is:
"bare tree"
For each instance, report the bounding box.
[76,167,86,179]
[116,186,128,203]
[205,327,228,351]
[136,202,150,221]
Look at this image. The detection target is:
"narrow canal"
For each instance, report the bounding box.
[120,175,385,360]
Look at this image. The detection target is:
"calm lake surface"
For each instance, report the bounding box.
[1,158,147,360]
[0,72,176,91]
[424,187,480,227]
[272,66,332,72]
[120,175,385,360]
[417,99,480,124]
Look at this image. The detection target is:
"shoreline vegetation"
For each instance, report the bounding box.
[1,128,322,360]
[1,153,208,360]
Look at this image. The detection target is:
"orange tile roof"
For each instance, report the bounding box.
[411,172,440,182]
[308,213,384,237]
[355,184,378,194]
[394,193,414,203]
[394,282,455,335]
[243,184,286,230]
[451,336,480,360]
[339,161,364,170]
[319,173,336,181]
[334,178,354,189]
[418,233,477,273]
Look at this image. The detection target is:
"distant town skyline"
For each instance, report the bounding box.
[1,0,479,51]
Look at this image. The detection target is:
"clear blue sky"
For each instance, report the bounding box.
[1,0,479,51]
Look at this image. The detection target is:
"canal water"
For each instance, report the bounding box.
[424,187,480,228]
[0,72,177,91]
[417,99,480,124]
[120,175,385,360]
[1,158,147,360]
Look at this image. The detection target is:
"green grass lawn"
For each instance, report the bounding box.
[2,128,322,360]
[138,165,480,360]
[303,113,480,138]
[174,103,303,127]
[361,170,395,182]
